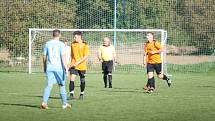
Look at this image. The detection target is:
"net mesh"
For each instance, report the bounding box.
[0,0,215,73]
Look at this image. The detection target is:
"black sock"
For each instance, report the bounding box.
[103,74,107,87]
[148,77,155,89]
[108,74,112,84]
[69,81,74,93]
[80,81,85,92]
[163,75,168,80]
[108,74,112,87]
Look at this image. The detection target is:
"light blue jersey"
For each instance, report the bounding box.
[43,40,65,72]
[42,39,68,105]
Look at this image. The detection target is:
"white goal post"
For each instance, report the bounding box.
[28,28,167,74]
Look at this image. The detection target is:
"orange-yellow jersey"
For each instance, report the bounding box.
[144,40,162,64]
[71,41,89,70]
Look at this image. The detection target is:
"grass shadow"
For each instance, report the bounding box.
[100,87,144,94]
[27,95,61,99]
[0,102,39,108]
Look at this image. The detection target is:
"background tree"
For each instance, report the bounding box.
[0,0,76,57]
[175,0,215,54]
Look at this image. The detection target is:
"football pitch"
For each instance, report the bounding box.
[0,72,214,121]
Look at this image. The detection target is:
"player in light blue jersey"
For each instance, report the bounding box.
[40,29,71,109]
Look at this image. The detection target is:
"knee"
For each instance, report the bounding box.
[148,73,154,79]
[46,84,53,89]
[70,74,76,81]
[108,73,112,76]
[80,76,85,82]
[59,87,66,95]
[157,73,163,79]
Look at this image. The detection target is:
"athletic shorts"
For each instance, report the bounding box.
[70,68,86,77]
[147,63,162,74]
[46,71,66,86]
[102,60,113,74]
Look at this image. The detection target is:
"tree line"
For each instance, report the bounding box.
[0,0,214,57]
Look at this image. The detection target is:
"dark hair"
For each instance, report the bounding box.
[147,32,154,37]
[53,29,61,37]
[73,31,83,36]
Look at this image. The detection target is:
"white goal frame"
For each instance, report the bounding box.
[28,28,167,74]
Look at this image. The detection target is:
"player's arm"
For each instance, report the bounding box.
[73,56,88,67]
[43,45,47,73]
[143,44,147,67]
[43,55,47,73]
[97,46,103,62]
[143,53,147,67]
[150,42,163,54]
[62,52,68,72]
[112,46,117,62]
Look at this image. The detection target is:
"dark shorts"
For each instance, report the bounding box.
[70,68,86,77]
[102,60,113,74]
[147,63,162,74]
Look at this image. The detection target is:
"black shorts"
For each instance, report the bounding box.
[70,68,86,77]
[102,60,113,74]
[147,63,162,74]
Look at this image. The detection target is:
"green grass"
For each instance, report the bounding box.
[0,72,215,121]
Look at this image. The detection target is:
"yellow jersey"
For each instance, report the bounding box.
[71,42,89,70]
[98,44,116,61]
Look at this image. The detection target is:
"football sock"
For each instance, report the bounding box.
[69,81,74,93]
[148,77,155,89]
[108,74,112,84]
[108,74,112,88]
[162,75,168,80]
[80,81,85,92]
[103,74,107,87]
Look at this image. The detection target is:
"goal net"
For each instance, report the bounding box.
[29,28,168,74]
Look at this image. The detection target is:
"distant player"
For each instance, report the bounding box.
[98,37,117,88]
[143,32,171,93]
[63,40,71,75]
[40,29,71,109]
[69,31,89,100]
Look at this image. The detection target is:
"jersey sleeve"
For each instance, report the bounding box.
[154,41,161,50]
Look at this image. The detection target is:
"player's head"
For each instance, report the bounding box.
[73,31,83,43]
[103,37,111,47]
[53,29,61,38]
[146,32,154,42]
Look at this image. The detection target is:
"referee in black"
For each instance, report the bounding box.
[98,37,117,88]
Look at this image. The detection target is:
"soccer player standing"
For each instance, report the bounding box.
[40,29,71,109]
[143,32,171,93]
[98,37,117,88]
[69,31,89,100]
[63,40,71,75]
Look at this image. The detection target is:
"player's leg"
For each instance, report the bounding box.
[155,63,171,87]
[147,72,155,91]
[41,71,56,109]
[102,61,108,88]
[79,70,86,100]
[69,68,78,99]
[54,71,71,109]
[59,84,71,109]
[107,60,113,88]
[146,64,155,92]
